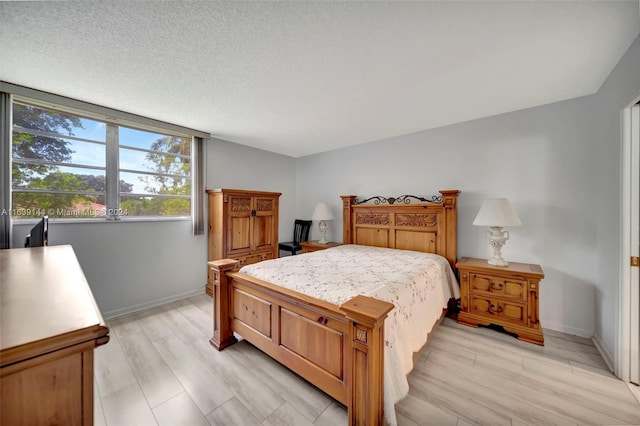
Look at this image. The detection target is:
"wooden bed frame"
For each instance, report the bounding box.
[209,190,460,425]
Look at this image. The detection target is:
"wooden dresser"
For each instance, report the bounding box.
[1,245,109,425]
[207,188,280,296]
[300,240,342,253]
[456,257,545,345]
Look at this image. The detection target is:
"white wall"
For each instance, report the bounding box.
[10,137,296,318]
[590,34,640,366]
[296,34,640,363]
[297,95,600,338]
[205,137,297,240]
[12,219,206,318]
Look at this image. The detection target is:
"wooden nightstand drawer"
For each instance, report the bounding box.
[470,295,526,325]
[457,257,545,345]
[469,272,527,302]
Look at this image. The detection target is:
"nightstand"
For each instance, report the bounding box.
[456,257,545,345]
[300,240,341,253]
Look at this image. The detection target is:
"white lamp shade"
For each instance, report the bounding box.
[311,203,334,221]
[473,198,522,227]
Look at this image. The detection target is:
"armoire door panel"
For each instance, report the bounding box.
[228,216,252,253]
[207,189,281,297]
[254,216,275,250]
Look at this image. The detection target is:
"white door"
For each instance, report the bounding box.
[631,103,639,385]
[621,101,640,385]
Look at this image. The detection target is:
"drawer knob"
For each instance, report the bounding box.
[490,282,504,290]
[317,316,328,325]
[488,304,504,314]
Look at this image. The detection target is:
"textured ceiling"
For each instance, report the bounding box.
[1,1,638,157]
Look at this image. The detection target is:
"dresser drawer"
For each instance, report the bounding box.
[237,251,274,267]
[469,295,526,326]
[469,272,527,302]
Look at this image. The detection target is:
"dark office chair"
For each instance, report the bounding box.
[278,219,312,256]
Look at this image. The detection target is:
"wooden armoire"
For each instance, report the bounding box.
[206,188,281,296]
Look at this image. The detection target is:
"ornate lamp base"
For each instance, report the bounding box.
[487,226,510,266]
[318,220,328,244]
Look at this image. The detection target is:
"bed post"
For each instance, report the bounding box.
[439,190,460,269]
[208,259,240,350]
[341,295,394,426]
[341,195,357,244]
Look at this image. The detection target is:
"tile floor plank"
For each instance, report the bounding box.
[113,327,167,372]
[426,338,638,425]
[206,396,263,426]
[188,293,214,317]
[189,339,286,421]
[262,402,315,426]
[408,372,512,425]
[313,402,348,426]
[176,302,213,335]
[94,380,107,426]
[628,383,640,405]
[417,355,579,425]
[524,356,635,401]
[133,363,185,409]
[152,334,233,415]
[157,302,208,344]
[394,394,458,426]
[94,331,138,398]
[152,391,210,426]
[395,412,420,426]
[134,306,174,341]
[95,296,639,426]
[101,382,158,426]
[112,325,184,408]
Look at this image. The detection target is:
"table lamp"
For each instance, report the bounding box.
[473,198,522,266]
[311,202,334,244]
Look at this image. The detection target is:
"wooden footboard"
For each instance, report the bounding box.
[209,259,393,426]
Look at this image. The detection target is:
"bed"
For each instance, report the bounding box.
[208,190,460,425]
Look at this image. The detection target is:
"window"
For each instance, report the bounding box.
[118,126,191,217]
[12,102,108,218]
[10,99,193,219]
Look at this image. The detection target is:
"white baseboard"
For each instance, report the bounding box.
[543,321,615,374]
[628,383,640,404]
[103,287,206,319]
[592,333,615,373]
[542,320,592,338]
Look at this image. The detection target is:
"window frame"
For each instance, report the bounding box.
[1,82,207,229]
[11,100,110,218]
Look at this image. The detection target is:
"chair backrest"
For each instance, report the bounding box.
[293,219,312,244]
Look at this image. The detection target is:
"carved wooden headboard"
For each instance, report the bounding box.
[341,190,460,269]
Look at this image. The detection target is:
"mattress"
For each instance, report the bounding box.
[239,244,460,425]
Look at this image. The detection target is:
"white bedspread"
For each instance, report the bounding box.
[239,244,460,425]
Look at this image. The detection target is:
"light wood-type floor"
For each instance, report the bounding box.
[94,294,640,426]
